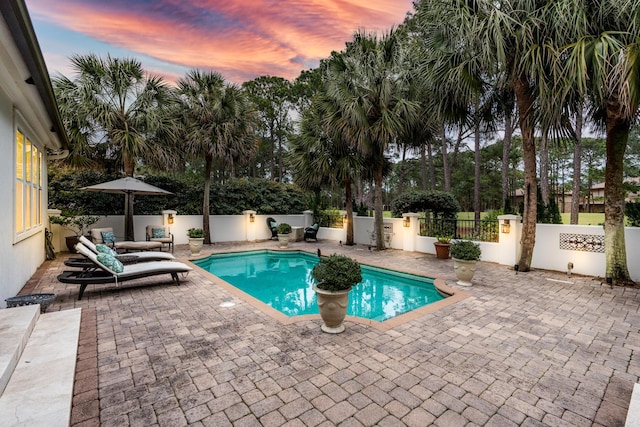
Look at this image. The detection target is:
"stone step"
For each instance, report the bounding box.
[0,305,40,396]
[0,308,81,427]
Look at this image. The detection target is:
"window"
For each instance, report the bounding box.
[15,124,43,240]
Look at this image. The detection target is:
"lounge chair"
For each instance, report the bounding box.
[64,236,175,268]
[57,243,192,300]
[91,227,163,252]
[304,223,320,242]
[145,225,174,252]
[266,217,278,240]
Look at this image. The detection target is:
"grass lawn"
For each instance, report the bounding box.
[458,211,605,225]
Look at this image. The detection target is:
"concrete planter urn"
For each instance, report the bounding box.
[188,238,204,256]
[187,228,205,256]
[452,258,477,286]
[450,240,481,286]
[313,286,350,333]
[277,223,292,248]
[312,254,362,334]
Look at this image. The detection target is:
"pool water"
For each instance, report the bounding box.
[193,250,445,322]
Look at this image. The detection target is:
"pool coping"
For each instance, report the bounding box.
[187,247,471,332]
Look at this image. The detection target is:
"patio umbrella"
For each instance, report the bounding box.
[82,177,172,241]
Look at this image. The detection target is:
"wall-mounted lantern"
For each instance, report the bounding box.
[167,213,174,224]
[403,216,410,228]
[501,219,510,234]
[249,213,255,223]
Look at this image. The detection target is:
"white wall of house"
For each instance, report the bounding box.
[0,6,67,308]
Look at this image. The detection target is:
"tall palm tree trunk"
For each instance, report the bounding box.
[420,143,427,191]
[398,144,408,196]
[570,109,583,224]
[124,153,136,240]
[345,178,354,245]
[514,77,537,271]
[203,154,213,245]
[604,107,633,284]
[474,123,481,222]
[540,128,550,206]
[441,125,451,192]
[502,113,513,208]
[374,163,385,251]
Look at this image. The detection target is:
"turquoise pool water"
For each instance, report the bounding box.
[193,250,445,322]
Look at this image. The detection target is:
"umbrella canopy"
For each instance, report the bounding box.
[82,177,172,241]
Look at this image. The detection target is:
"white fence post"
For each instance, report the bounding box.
[402,212,420,252]
[497,214,522,267]
[243,210,257,241]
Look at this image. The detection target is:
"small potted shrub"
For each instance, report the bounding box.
[49,215,100,253]
[312,254,362,333]
[434,235,453,259]
[187,228,205,256]
[450,240,481,286]
[276,223,292,248]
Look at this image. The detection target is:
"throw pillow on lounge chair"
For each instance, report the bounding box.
[96,253,124,273]
[152,228,165,238]
[101,231,116,244]
[95,244,117,256]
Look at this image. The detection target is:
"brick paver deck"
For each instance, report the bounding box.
[26,240,640,426]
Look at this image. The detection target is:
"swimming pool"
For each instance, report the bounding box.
[193,250,446,322]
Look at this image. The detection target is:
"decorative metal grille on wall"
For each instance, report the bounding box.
[559,233,605,253]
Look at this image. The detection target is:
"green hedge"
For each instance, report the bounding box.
[48,169,307,215]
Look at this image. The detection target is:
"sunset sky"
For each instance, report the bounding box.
[25,0,415,84]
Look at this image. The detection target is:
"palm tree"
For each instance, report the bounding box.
[290,82,366,245]
[324,29,419,250]
[415,0,557,271]
[177,70,256,244]
[53,54,177,240]
[551,0,640,284]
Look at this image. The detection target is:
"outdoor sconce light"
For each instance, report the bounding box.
[501,219,510,234]
[249,213,255,223]
[167,213,174,224]
[403,216,410,228]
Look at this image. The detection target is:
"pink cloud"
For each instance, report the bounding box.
[27,0,413,82]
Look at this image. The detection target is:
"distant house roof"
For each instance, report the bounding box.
[0,0,68,151]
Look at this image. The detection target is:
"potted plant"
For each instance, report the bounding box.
[49,215,100,253]
[276,223,292,248]
[450,240,481,286]
[187,228,205,256]
[312,254,362,333]
[434,235,453,259]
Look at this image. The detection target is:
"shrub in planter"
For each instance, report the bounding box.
[450,240,481,261]
[312,254,362,291]
[187,228,204,238]
[277,223,292,234]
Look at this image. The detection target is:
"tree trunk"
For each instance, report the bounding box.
[420,143,427,191]
[428,139,435,190]
[374,163,385,251]
[514,76,537,271]
[474,122,481,222]
[345,178,354,245]
[604,105,634,285]
[441,125,451,192]
[502,112,513,205]
[570,109,583,224]
[123,153,135,240]
[203,154,213,245]
[398,144,408,196]
[539,128,550,206]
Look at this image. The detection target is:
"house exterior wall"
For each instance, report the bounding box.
[0,6,65,308]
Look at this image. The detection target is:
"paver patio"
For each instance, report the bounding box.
[21,240,640,426]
